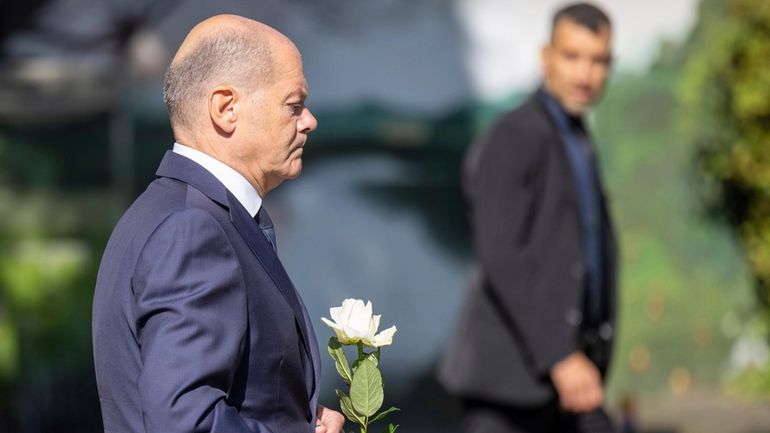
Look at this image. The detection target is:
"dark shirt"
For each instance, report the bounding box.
[538,87,604,326]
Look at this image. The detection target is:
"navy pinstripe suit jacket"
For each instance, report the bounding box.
[93,151,320,433]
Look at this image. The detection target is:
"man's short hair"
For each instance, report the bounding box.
[551,2,611,38]
[163,29,274,130]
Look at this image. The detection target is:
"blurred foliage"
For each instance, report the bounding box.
[728,364,770,401]
[0,126,113,432]
[593,64,753,401]
[679,0,770,398]
[681,0,770,314]
[724,313,770,401]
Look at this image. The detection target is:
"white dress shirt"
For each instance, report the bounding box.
[172,143,262,217]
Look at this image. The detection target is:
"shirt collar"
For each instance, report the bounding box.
[537,86,585,132]
[172,143,262,217]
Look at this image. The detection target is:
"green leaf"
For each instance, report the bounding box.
[369,406,399,424]
[353,351,379,371]
[385,423,399,433]
[328,337,352,385]
[350,358,384,416]
[335,389,365,426]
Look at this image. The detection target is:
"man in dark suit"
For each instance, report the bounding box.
[439,3,618,433]
[92,15,345,433]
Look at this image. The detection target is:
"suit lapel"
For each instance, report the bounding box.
[299,294,321,402]
[156,150,317,397]
[227,192,316,395]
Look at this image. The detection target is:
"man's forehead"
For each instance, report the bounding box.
[281,79,309,97]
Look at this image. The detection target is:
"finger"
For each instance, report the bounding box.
[586,383,604,411]
[330,418,344,430]
[568,385,586,413]
[570,378,595,413]
[560,385,578,412]
[315,425,327,433]
[576,381,603,413]
[556,384,569,411]
[328,418,344,432]
[576,392,593,413]
[324,410,345,431]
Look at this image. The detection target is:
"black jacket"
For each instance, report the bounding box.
[438,92,618,405]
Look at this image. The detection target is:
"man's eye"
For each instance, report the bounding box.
[289,103,304,115]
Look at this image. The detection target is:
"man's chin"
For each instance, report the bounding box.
[563,101,591,116]
[285,160,303,179]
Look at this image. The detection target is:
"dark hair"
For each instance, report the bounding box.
[551,2,611,37]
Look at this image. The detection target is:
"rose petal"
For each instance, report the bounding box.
[321,317,341,331]
[340,299,357,321]
[334,327,354,345]
[329,306,344,325]
[348,300,372,337]
[372,325,397,347]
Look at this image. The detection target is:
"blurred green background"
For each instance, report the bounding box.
[1,0,770,432]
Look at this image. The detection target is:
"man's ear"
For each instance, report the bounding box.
[540,45,551,75]
[209,85,238,135]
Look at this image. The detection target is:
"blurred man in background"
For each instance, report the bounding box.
[439,3,618,432]
[92,14,344,433]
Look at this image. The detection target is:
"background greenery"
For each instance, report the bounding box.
[677,0,770,400]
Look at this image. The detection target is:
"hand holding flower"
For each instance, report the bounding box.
[322,299,400,433]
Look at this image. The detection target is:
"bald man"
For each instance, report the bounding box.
[92,15,344,433]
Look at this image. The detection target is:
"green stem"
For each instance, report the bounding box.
[356,343,368,433]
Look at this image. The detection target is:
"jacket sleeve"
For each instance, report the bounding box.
[132,208,273,433]
[467,116,578,375]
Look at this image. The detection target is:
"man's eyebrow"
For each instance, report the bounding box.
[285,85,309,101]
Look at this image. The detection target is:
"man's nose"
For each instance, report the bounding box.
[574,59,593,83]
[300,108,318,133]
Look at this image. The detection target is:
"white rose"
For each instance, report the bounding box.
[321,298,397,347]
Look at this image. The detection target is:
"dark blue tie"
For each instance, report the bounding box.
[254,206,315,396]
[256,206,277,253]
[257,206,314,400]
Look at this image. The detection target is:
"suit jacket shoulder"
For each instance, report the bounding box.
[462,93,559,201]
